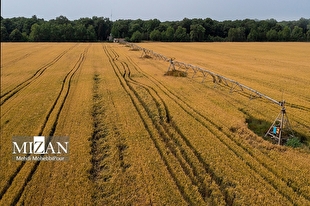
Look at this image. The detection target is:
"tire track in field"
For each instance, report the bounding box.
[104,45,227,205]
[126,54,310,204]
[122,60,230,204]
[0,46,89,205]
[1,46,44,69]
[166,74,310,202]
[1,45,43,69]
[0,44,78,106]
[103,46,192,204]
[126,71,227,204]
[1,53,31,69]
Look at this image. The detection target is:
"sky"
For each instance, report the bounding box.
[1,0,309,22]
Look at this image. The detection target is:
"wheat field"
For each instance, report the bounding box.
[1,42,310,205]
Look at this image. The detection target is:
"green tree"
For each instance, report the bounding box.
[29,22,51,41]
[93,17,112,41]
[279,26,291,41]
[21,32,28,41]
[2,15,309,42]
[111,20,130,38]
[29,23,41,41]
[75,24,88,41]
[157,23,168,32]
[9,28,23,41]
[203,18,215,38]
[190,24,205,41]
[228,27,246,41]
[62,24,75,41]
[297,17,309,33]
[266,29,278,41]
[142,19,160,40]
[50,24,61,41]
[86,25,96,41]
[55,15,70,25]
[174,26,188,42]
[291,26,304,41]
[144,19,161,34]
[180,18,192,33]
[40,23,51,41]
[130,30,142,42]
[247,28,259,41]
[1,26,9,41]
[165,26,175,41]
[129,22,142,35]
[150,29,162,41]
[161,31,166,41]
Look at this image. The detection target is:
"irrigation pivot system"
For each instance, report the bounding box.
[124,42,296,145]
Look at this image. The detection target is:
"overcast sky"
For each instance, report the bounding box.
[1,0,309,21]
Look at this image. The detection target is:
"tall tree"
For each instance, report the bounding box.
[150,29,162,41]
[75,24,88,41]
[180,18,192,34]
[291,26,304,41]
[190,24,205,41]
[1,26,9,41]
[86,25,96,41]
[174,26,188,42]
[1,16,309,42]
[266,29,278,41]
[228,27,246,41]
[130,30,142,42]
[55,15,70,25]
[111,20,130,38]
[247,28,259,41]
[29,23,41,41]
[9,28,23,41]
[279,26,291,41]
[62,24,75,41]
[165,26,175,41]
[93,17,112,41]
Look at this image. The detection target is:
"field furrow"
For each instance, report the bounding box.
[125,63,229,204]
[104,45,203,205]
[0,44,78,105]
[120,45,310,205]
[0,46,88,205]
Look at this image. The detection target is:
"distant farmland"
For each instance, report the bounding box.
[1,42,310,205]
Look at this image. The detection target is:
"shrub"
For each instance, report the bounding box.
[286,137,302,148]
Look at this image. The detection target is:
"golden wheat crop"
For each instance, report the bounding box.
[1,42,309,205]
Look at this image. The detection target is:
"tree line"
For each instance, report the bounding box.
[1,15,309,42]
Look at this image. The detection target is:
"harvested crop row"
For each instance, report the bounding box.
[142,56,310,201]
[17,46,89,205]
[101,44,187,205]
[0,45,89,205]
[119,44,310,205]
[108,45,254,205]
[1,44,86,196]
[1,43,78,99]
[0,43,50,69]
[104,45,201,204]
[1,43,309,205]
[138,42,310,139]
